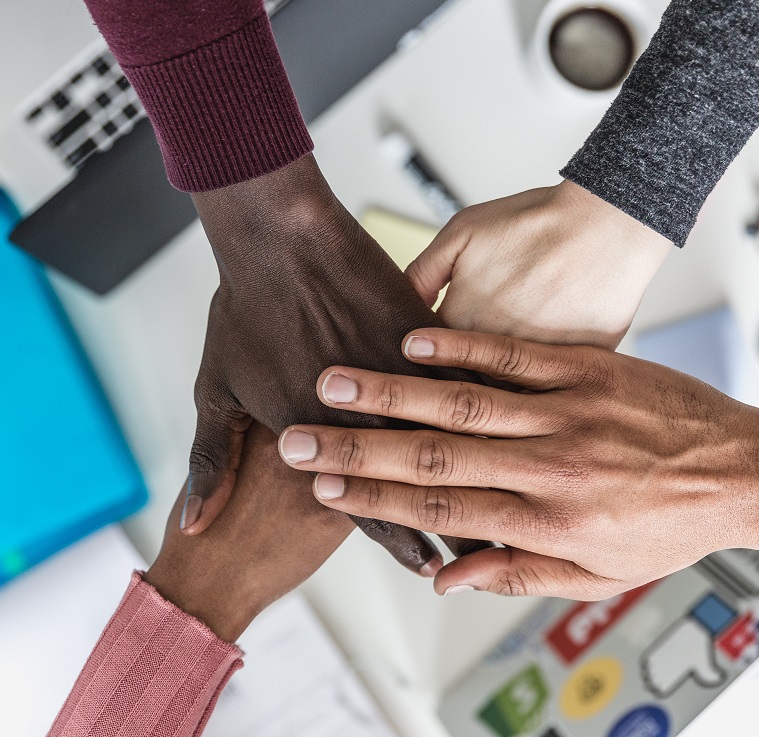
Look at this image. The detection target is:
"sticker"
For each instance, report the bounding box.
[546,584,657,664]
[607,705,670,737]
[560,656,623,719]
[715,612,758,662]
[641,619,726,697]
[478,664,549,737]
[689,593,736,636]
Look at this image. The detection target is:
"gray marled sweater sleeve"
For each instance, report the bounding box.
[560,0,759,247]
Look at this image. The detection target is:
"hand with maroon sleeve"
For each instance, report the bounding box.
[81,0,491,574]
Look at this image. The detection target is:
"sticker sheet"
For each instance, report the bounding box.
[441,550,759,737]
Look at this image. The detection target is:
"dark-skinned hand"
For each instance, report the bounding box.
[183,154,491,575]
[146,422,353,642]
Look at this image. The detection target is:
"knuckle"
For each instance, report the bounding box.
[445,383,493,433]
[453,335,476,366]
[540,455,589,492]
[446,209,469,233]
[416,486,466,531]
[334,431,365,474]
[364,478,385,512]
[409,432,457,484]
[496,500,572,544]
[193,376,239,418]
[491,566,530,597]
[188,445,222,476]
[193,376,215,409]
[375,378,404,414]
[355,515,397,541]
[491,338,529,380]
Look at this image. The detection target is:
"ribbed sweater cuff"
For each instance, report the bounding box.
[122,13,313,191]
[48,571,243,737]
[560,0,759,249]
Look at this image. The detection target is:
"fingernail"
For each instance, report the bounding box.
[404,336,435,359]
[314,473,345,500]
[443,584,475,596]
[420,556,444,578]
[322,372,358,404]
[180,494,203,530]
[279,429,318,463]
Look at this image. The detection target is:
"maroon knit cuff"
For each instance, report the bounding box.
[123,13,313,192]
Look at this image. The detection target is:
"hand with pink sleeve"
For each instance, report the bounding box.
[48,423,353,737]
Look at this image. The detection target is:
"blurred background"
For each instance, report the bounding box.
[2,1,759,736]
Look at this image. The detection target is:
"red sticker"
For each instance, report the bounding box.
[716,613,756,661]
[546,583,657,664]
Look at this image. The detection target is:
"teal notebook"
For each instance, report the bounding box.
[0,189,146,584]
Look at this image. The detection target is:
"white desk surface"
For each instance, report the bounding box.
[4,1,759,735]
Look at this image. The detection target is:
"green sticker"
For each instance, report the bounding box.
[1,549,27,578]
[479,664,550,737]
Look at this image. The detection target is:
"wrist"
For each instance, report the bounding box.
[536,179,672,345]
[553,179,672,262]
[191,154,344,280]
[145,557,265,643]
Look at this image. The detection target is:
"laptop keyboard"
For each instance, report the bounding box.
[18,0,292,174]
[22,40,146,170]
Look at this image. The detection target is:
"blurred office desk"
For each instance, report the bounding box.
[38,0,759,734]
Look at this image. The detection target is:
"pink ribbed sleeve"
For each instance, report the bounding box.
[82,0,313,191]
[47,572,243,737]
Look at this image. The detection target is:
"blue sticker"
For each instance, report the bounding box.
[690,593,736,637]
[608,705,670,737]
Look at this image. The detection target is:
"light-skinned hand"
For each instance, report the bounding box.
[406,180,672,349]
[277,328,759,601]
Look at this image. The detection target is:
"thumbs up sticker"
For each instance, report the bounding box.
[641,618,726,698]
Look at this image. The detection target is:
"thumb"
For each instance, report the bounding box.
[405,215,469,307]
[687,624,727,687]
[433,547,621,600]
[184,381,252,535]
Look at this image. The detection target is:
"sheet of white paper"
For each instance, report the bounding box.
[0,526,145,737]
[205,593,397,737]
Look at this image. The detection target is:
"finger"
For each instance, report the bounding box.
[184,381,252,535]
[311,473,542,548]
[405,217,467,307]
[279,425,539,491]
[317,367,559,437]
[434,547,623,601]
[349,514,444,577]
[402,328,596,391]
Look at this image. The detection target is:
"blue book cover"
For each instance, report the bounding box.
[0,189,146,584]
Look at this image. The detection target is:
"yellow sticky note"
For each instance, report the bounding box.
[361,208,439,271]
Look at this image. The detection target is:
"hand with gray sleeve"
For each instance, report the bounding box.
[414,0,759,347]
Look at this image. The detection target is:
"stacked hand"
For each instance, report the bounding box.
[146,423,353,642]
[407,180,671,349]
[278,327,759,600]
[183,168,675,586]
[184,154,491,575]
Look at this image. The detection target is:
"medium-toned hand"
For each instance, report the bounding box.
[406,180,671,349]
[145,422,353,642]
[277,328,759,601]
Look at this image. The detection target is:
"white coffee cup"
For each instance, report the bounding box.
[526,0,655,101]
